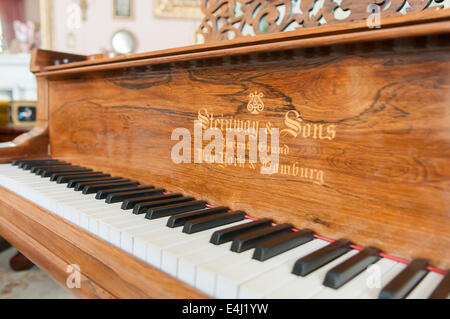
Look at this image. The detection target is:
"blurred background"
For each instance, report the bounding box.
[0,0,202,143]
[0,0,202,298]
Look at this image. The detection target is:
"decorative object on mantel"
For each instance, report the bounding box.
[8,21,41,54]
[65,1,83,51]
[113,0,134,19]
[79,0,88,21]
[196,0,449,43]
[40,0,54,50]
[153,0,203,19]
[111,29,137,54]
[65,32,76,49]
[0,101,9,127]
[10,101,36,129]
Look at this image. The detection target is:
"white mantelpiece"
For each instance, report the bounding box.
[0,53,37,101]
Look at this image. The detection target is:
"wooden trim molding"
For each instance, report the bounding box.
[31,9,450,75]
[0,186,209,299]
[39,0,54,50]
[0,73,50,163]
[196,0,449,43]
[153,0,203,20]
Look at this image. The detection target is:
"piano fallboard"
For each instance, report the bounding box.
[0,10,449,298]
[41,37,450,268]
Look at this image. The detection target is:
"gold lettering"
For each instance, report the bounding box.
[198,108,210,130]
[327,125,336,140]
[280,164,291,175]
[302,123,312,138]
[280,110,302,137]
[315,170,324,185]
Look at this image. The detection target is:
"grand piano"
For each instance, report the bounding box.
[0,0,449,299]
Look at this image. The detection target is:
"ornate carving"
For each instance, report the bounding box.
[153,0,203,19]
[197,0,448,43]
[247,91,264,114]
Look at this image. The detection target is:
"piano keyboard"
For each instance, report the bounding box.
[0,159,448,299]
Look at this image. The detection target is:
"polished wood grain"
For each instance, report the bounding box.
[0,186,208,299]
[0,126,29,142]
[0,77,49,163]
[40,31,449,269]
[30,49,86,73]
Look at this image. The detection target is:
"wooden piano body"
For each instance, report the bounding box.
[0,6,449,298]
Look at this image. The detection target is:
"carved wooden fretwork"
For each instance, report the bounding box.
[197,0,447,43]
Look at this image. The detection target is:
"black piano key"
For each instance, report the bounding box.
[30,164,72,173]
[82,181,139,194]
[50,171,101,181]
[32,165,82,174]
[71,178,128,189]
[37,167,88,176]
[167,206,229,228]
[66,176,121,187]
[379,259,429,299]
[132,196,193,214]
[429,271,450,299]
[210,218,273,245]
[230,223,293,253]
[323,247,381,289]
[24,162,67,170]
[292,239,352,276]
[40,168,92,177]
[28,162,71,169]
[13,159,54,166]
[254,229,315,261]
[54,173,110,183]
[182,211,246,234]
[145,200,207,220]
[121,192,180,210]
[16,159,60,168]
[102,186,157,202]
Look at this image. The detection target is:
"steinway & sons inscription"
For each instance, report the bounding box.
[171,92,337,186]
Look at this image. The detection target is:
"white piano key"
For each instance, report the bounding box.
[1,164,439,300]
[108,217,150,246]
[161,235,213,277]
[238,243,337,299]
[406,271,444,299]
[195,249,255,296]
[215,239,330,299]
[131,222,203,263]
[166,223,249,286]
[357,262,407,299]
[147,220,250,272]
[178,243,233,287]
[130,217,182,259]
[263,250,359,299]
[310,258,398,299]
[98,210,147,241]
[159,219,249,277]
[120,224,165,253]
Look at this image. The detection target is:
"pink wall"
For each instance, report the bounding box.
[53,0,201,55]
[24,0,40,23]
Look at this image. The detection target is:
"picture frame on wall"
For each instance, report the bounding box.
[113,0,134,19]
[10,101,37,129]
[153,0,203,20]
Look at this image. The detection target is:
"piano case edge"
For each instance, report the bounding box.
[0,185,209,299]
